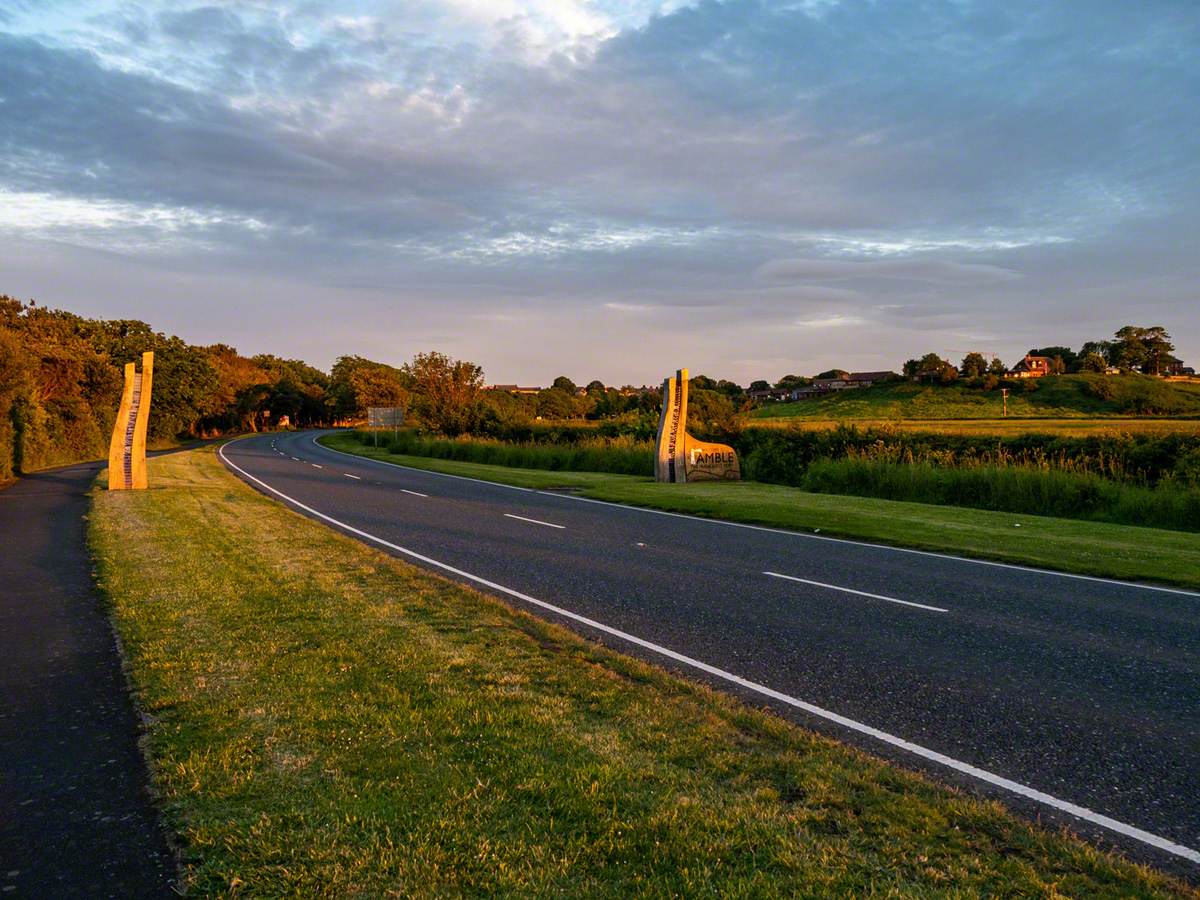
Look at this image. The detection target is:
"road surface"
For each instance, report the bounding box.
[221,430,1200,871]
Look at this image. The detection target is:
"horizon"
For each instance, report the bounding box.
[2,1,1197,382]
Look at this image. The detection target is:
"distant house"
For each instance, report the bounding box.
[788,371,896,400]
[748,387,793,402]
[1165,361,1195,377]
[1008,355,1052,378]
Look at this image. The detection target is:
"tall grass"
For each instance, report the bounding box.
[800,459,1200,532]
[359,429,654,477]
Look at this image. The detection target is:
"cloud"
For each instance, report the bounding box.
[0,0,1196,379]
[756,258,1021,286]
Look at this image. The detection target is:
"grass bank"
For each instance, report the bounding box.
[751,376,1200,421]
[320,434,1200,590]
[89,445,1186,896]
[745,418,1200,437]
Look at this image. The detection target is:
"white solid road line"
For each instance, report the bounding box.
[504,513,566,529]
[401,489,428,498]
[344,473,361,480]
[765,571,949,613]
[218,438,1198,865]
[309,432,1199,599]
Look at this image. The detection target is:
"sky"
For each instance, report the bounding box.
[1,0,1197,385]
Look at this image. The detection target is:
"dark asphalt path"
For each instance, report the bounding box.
[0,463,175,897]
[223,430,1200,869]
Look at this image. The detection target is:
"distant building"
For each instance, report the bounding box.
[1165,361,1195,377]
[1008,355,1052,378]
[787,371,897,400]
[748,387,793,402]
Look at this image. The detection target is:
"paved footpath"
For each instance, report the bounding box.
[0,463,175,897]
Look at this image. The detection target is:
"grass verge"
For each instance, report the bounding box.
[89,444,1187,896]
[320,434,1200,591]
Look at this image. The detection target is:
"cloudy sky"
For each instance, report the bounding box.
[1,1,1196,384]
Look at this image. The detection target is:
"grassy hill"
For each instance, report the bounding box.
[750,375,1200,422]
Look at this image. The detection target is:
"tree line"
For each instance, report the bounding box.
[902,326,1180,385]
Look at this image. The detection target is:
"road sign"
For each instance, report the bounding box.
[367,407,404,428]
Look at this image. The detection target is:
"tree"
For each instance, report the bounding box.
[1079,352,1108,373]
[960,352,987,379]
[689,374,718,391]
[775,374,808,389]
[551,375,577,394]
[814,369,849,380]
[715,379,744,400]
[987,357,1007,376]
[748,380,771,392]
[1111,326,1175,375]
[915,353,955,383]
[1080,340,1114,364]
[902,359,920,379]
[402,351,485,435]
[585,379,606,395]
[329,355,409,421]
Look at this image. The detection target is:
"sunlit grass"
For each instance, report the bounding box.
[89,445,1187,895]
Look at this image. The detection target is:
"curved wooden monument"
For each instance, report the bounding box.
[107,352,154,490]
[654,367,740,483]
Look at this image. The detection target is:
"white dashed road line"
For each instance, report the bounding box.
[401,489,428,498]
[311,464,323,469]
[504,513,565,530]
[344,473,361,480]
[764,571,949,613]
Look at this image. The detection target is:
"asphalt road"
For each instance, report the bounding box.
[222,430,1200,871]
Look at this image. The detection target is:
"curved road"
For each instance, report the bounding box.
[221,430,1200,871]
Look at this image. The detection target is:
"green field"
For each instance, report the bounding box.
[88,445,1188,896]
[320,434,1200,591]
[746,417,1200,436]
[750,375,1200,423]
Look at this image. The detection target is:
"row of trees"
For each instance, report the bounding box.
[0,297,739,476]
[903,326,1180,385]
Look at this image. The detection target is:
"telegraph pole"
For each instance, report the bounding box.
[1001,387,1009,418]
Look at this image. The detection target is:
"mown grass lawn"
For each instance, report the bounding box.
[321,434,1200,592]
[88,445,1191,896]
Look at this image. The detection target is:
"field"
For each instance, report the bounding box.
[320,434,1200,590]
[87,444,1187,896]
[750,375,1200,423]
[746,417,1200,436]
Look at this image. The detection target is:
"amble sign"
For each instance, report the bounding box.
[654,368,740,483]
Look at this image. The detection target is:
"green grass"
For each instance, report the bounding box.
[746,418,1200,436]
[321,434,1200,590]
[88,444,1189,896]
[751,376,1200,421]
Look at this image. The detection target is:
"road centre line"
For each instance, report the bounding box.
[311,464,323,468]
[309,435,1199,598]
[765,571,949,613]
[504,513,566,529]
[344,473,361,480]
[402,489,428,498]
[218,439,1200,865]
